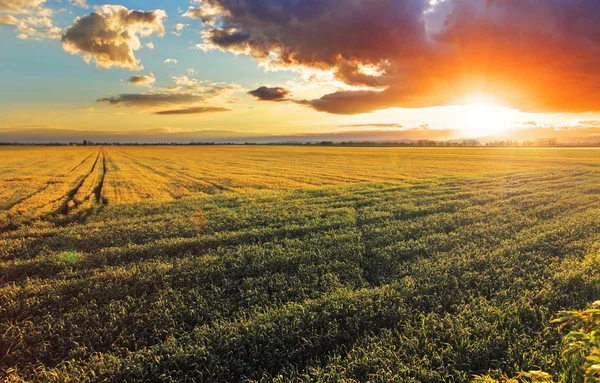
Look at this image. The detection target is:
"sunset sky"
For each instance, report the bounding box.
[2,0,600,143]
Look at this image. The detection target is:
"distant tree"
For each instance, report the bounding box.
[82,140,88,146]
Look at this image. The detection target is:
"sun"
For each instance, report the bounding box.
[453,93,519,138]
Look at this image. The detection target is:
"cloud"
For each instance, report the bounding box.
[340,123,404,129]
[166,76,242,94]
[14,14,61,40]
[154,106,230,115]
[171,75,199,89]
[98,85,238,109]
[0,126,266,144]
[248,86,290,101]
[97,93,208,108]
[145,42,154,49]
[185,0,428,72]
[0,0,46,14]
[68,0,87,8]
[1,0,60,40]
[298,89,397,115]
[184,0,600,114]
[76,107,95,112]
[172,23,187,36]
[127,74,156,88]
[164,58,177,64]
[578,120,600,128]
[61,5,166,71]
[0,14,17,24]
[97,76,240,115]
[3,124,600,144]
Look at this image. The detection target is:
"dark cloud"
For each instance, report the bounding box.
[62,5,166,70]
[154,106,230,115]
[98,77,239,115]
[300,89,395,115]
[248,86,290,101]
[99,76,239,108]
[127,74,155,88]
[185,0,600,114]
[97,93,205,108]
[187,0,427,70]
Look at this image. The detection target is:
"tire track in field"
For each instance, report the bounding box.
[103,150,122,203]
[4,149,100,212]
[2,184,50,211]
[69,153,94,173]
[56,150,101,215]
[116,150,234,196]
[93,149,107,204]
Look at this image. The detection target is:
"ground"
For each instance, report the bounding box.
[1,147,600,382]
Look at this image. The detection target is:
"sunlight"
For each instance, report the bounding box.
[453,93,518,138]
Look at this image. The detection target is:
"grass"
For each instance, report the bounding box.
[1,147,600,381]
[56,250,80,266]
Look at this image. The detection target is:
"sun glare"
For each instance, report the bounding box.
[454,93,518,138]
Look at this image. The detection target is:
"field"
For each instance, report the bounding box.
[1,146,600,382]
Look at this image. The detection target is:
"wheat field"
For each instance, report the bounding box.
[2,146,600,230]
[2,146,600,382]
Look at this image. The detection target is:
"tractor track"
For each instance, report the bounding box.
[69,153,94,173]
[56,149,102,215]
[93,149,107,204]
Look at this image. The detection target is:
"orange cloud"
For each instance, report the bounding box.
[186,0,600,114]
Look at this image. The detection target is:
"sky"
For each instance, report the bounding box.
[2,0,600,143]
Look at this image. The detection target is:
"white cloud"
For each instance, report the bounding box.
[62,5,167,70]
[68,0,87,8]
[172,22,188,36]
[1,0,60,40]
[0,0,46,14]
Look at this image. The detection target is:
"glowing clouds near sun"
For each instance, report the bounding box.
[185,0,600,115]
[61,5,167,71]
